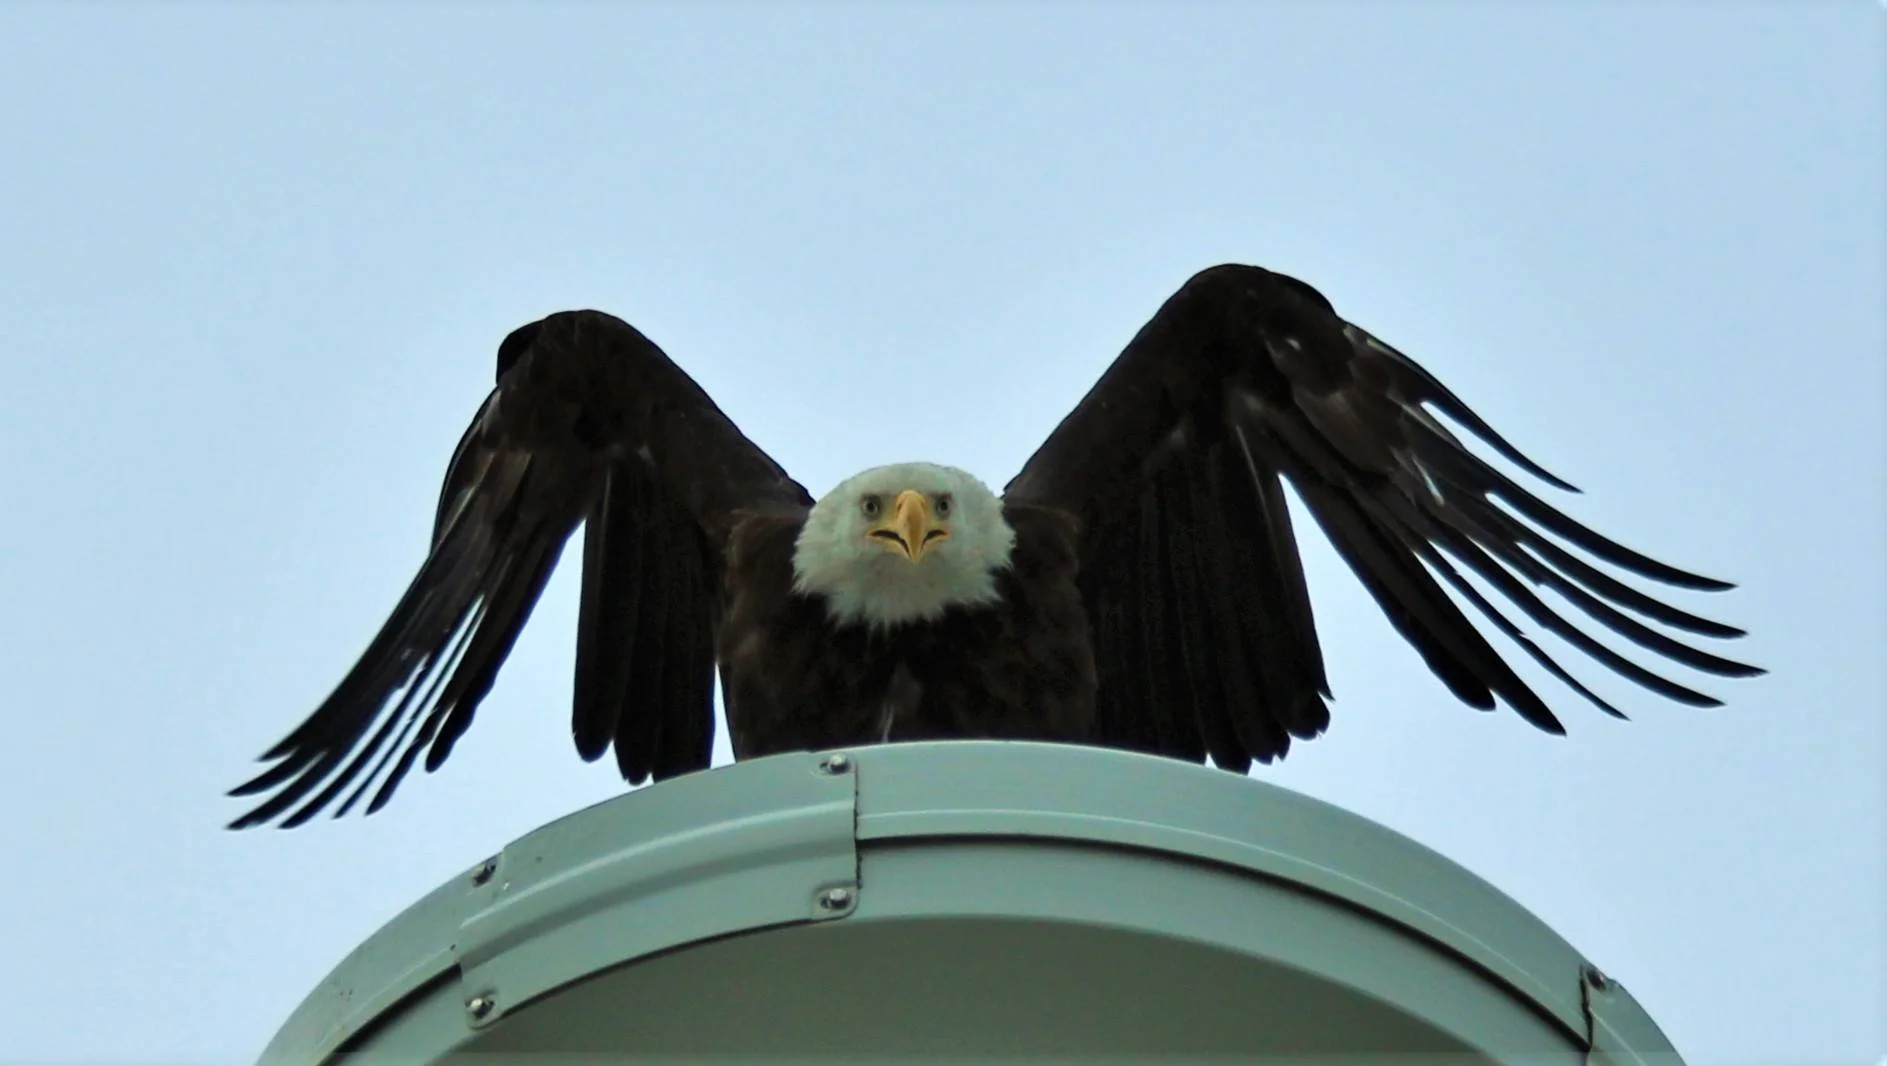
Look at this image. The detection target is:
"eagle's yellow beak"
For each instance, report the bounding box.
[869,490,949,562]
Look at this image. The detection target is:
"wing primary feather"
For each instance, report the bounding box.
[225,466,512,828]
[1290,476,1565,724]
[1136,478,1205,761]
[614,477,670,786]
[1113,547,1163,758]
[573,469,644,763]
[1416,495,1760,676]
[237,564,487,827]
[1410,421,1735,591]
[1478,505,1748,639]
[1149,469,1245,770]
[423,523,574,770]
[323,603,490,823]
[1082,521,1151,755]
[358,558,551,815]
[1397,532,1624,721]
[240,552,473,771]
[1089,585,1136,753]
[1180,457,1289,760]
[1344,323,1581,493]
[1104,494,1159,754]
[1131,485,1168,752]
[361,540,564,818]
[355,476,582,820]
[1407,510,1730,707]
[250,448,523,779]
[431,394,499,543]
[660,524,718,779]
[1210,436,1331,740]
[1230,424,1330,696]
[1081,565,1124,743]
[644,491,703,780]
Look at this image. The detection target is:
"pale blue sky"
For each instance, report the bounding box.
[1,3,1880,1064]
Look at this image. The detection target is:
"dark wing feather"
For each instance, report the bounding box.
[1153,466,1249,772]
[662,512,720,779]
[1005,263,1761,767]
[572,467,644,763]
[228,311,808,828]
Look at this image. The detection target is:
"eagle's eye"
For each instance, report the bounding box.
[935,494,953,518]
[860,495,882,519]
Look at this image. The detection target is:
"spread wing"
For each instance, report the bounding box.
[228,311,810,828]
[1004,263,1761,771]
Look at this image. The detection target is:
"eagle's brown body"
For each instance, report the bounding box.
[719,504,1092,758]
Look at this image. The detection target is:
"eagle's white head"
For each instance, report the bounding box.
[792,461,1017,629]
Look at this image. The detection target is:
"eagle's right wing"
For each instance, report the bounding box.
[228,311,810,828]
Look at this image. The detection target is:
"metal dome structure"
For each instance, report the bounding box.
[257,741,1684,1064]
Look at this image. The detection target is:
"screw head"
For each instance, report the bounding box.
[1582,965,1612,991]
[470,859,497,886]
[819,752,853,775]
[466,993,495,1020]
[818,886,855,911]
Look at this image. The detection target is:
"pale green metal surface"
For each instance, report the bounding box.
[257,740,1686,1065]
[258,750,858,1065]
[851,741,1595,1040]
[450,907,1505,1061]
[455,748,858,1027]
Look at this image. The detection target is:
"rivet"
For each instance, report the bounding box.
[466,993,496,1020]
[470,859,497,886]
[819,752,853,775]
[1582,964,1612,991]
[818,885,855,911]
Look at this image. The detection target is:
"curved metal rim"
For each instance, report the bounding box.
[259,741,1651,1064]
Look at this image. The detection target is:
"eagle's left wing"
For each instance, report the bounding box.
[1003,264,1760,771]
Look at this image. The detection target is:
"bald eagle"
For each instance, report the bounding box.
[228,264,1759,829]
